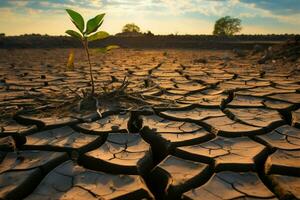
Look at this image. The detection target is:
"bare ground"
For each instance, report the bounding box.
[0,48,300,200]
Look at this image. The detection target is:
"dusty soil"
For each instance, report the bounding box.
[0,48,300,200]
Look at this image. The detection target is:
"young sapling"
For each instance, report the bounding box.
[65,9,114,97]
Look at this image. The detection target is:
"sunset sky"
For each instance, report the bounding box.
[1,0,300,36]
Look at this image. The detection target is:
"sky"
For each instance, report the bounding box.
[0,0,300,36]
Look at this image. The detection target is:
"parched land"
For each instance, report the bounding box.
[0,48,300,200]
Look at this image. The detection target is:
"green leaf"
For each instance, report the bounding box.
[85,13,105,35]
[66,9,85,33]
[66,30,83,40]
[87,31,109,42]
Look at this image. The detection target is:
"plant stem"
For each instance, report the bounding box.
[83,39,95,96]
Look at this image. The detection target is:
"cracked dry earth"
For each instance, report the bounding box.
[0,48,300,200]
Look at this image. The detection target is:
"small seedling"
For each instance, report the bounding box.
[65,9,117,97]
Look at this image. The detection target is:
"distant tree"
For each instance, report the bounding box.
[145,30,154,36]
[0,33,5,37]
[213,16,242,36]
[122,23,141,33]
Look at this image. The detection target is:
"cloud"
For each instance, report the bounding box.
[0,0,100,13]
[1,0,299,18]
[240,0,300,15]
[0,0,299,35]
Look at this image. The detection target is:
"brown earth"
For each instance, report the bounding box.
[0,48,300,200]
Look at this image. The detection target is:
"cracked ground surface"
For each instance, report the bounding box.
[0,49,300,199]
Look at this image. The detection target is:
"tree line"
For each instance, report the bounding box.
[120,16,242,36]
